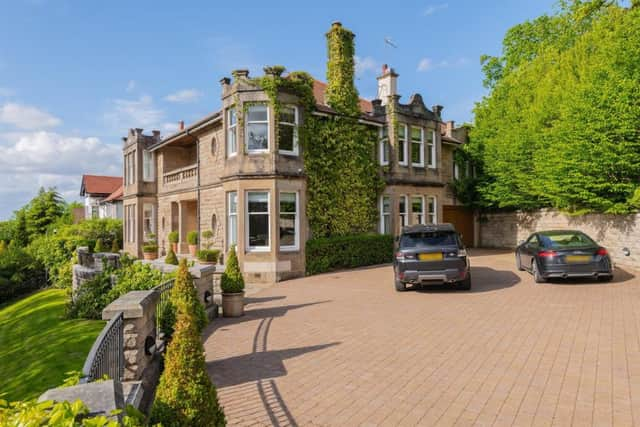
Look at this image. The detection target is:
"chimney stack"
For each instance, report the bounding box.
[377,64,398,105]
[445,120,455,137]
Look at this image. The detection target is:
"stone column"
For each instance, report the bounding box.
[102,290,159,381]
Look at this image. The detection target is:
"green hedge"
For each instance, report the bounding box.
[305,234,394,275]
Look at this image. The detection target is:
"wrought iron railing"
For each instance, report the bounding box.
[81,311,124,383]
[154,279,175,340]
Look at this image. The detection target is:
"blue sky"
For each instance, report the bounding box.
[0,0,560,219]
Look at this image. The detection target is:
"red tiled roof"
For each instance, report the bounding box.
[102,185,123,203]
[81,175,123,196]
[312,80,373,114]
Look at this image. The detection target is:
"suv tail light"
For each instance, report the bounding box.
[538,250,557,258]
[395,252,405,260]
[596,248,608,256]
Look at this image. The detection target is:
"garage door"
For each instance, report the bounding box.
[442,205,475,247]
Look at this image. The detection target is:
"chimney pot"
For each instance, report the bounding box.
[231,69,250,80]
[179,120,185,131]
[220,77,231,86]
[331,21,342,28]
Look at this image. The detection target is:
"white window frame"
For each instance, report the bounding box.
[411,126,425,168]
[227,191,238,250]
[379,195,391,234]
[246,191,270,252]
[278,105,299,156]
[379,127,389,166]
[411,195,425,225]
[245,104,270,154]
[227,107,238,157]
[399,195,408,228]
[453,162,460,180]
[398,124,408,166]
[428,130,437,169]
[427,196,437,224]
[143,150,154,182]
[279,192,299,251]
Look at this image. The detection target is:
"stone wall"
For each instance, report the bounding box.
[480,209,639,269]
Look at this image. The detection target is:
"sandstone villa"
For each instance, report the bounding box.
[122,23,472,282]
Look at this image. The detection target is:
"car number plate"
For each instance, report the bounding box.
[565,255,591,263]
[419,253,443,261]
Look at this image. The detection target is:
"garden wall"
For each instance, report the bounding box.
[480,209,640,270]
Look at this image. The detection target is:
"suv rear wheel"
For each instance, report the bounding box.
[458,275,471,291]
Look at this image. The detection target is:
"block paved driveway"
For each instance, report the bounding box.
[203,250,640,426]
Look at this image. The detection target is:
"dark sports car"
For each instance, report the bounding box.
[515,230,613,283]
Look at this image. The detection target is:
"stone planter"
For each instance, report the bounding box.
[143,251,157,261]
[222,292,244,317]
[188,245,197,257]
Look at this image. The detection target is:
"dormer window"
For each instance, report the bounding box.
[246,104,269,152]
[278,105,298,155]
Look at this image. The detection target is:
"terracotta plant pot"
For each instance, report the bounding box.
[143,251,158,261]
[222,292,244,317]
[188,244,197,257]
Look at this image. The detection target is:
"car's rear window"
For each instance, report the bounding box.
[539,232,595,249]
[400,231,458,249]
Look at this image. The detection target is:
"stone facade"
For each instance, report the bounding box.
[479,209,640,270]
[122,63,468,282]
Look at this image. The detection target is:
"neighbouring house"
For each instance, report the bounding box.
[122,24,472,282]
[80,175,123,220]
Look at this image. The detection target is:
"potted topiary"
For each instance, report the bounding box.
[186,231,198,257]
[143,234,158,260]
[221,246,244,317]
[196,230,219,265]
[168,231,179,253]
[165,246,179,265]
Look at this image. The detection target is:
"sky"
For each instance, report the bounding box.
[0,0,561,219]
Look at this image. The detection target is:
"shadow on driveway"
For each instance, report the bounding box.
[414,266,520,294]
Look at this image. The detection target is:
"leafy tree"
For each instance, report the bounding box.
[471,1,640,213]
[151,259,225,426]
[24,187,65,239]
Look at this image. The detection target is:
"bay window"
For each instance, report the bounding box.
[246,105,269,152]
[411,126,424,167]
[278,105,298,155]
[247,191,270,250]
[427,130,436,168]
[380,195,391,234]
[399,195,408,228]
[427,196,437,224]
[379,126,389,166]
[398,124,408,166]
[227,107,237,156]
[279,192,298,250]
[227,192,237,249]
[411,196,424,224]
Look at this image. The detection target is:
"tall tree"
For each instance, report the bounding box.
[24,188,65,238]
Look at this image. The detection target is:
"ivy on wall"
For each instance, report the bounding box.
[242,22,383,238]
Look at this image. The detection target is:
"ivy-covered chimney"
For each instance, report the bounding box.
[325,21,360,117]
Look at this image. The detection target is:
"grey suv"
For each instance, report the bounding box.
[394,223,471,291]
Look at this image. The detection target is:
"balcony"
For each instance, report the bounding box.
[162,164,197,191]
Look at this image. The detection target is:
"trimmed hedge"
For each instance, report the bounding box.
[306,234,394,275]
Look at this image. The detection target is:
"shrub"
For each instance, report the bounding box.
[168,231,179,244]
[0,240,6,254]
[0,244,46,303]
[108,262,165,301]
[66,272,112,319]
[143,233,158,254]
[196,249,220,263]
[186,231,198,245]
[94,238,107,253]
[165,246,179,265]
[305,234,394,275]
[151,259,225,426]
[220,246,244,294]
[110,239,119,253]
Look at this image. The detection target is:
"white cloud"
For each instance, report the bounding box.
[0,88,13,97]
[0,131,122,219]
[423,3,448,16]
[355,56,378,77]
[104,95,165,130]
[164,89,202,103]
[162,122,179,134]
[126,80,137,93]
[417,57,468,72]
[0,103,61,129]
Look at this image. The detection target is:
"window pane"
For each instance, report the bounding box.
[411,127,421,141]
[279,124,295,152]
[399,197,406,214]
[398,125,406,139]
[280,193,296,213]
[248,105,268,122]
[398,140,405,162]
[248,192,268,212]
[228,128,237,153]
[383,216,391,234]
[229,216,237,246]
[412,197,423,212]
[228,108,237,126]
[382,196,391,213]
[229,192,237,214]
[412,142,421,163]
[249,214,269,247]
[279,213,296,247]
[247,123,268,150]
[279,106,296,124]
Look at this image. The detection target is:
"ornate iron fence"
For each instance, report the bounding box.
[81,311,124,383]
[154,279,175,340]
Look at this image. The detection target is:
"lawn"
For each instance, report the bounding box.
[0,289,105,401]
